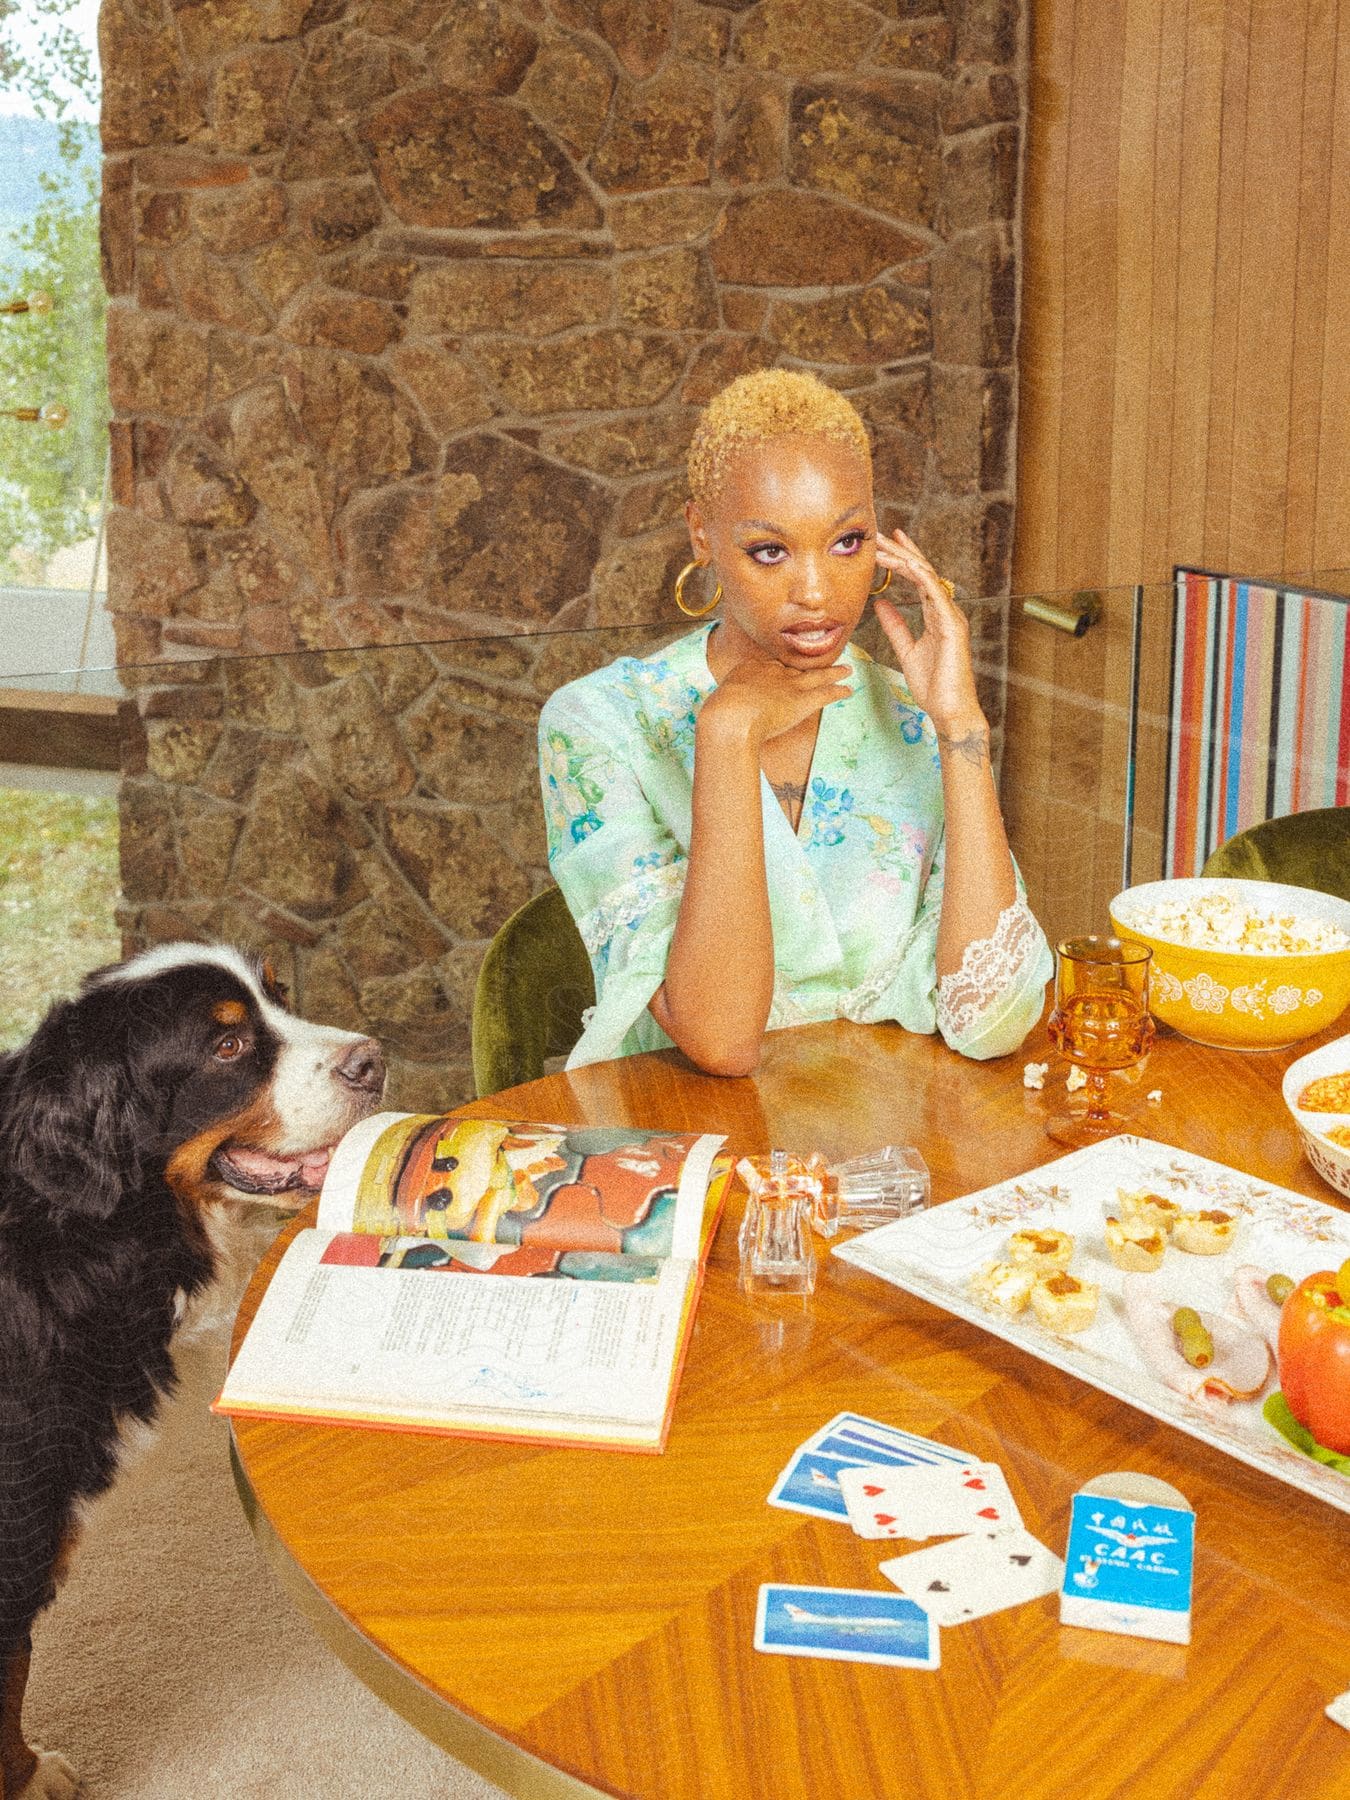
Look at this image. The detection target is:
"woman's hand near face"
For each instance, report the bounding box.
[872,528,984,736]
[698,656,851,752]
[868,525,1017,981]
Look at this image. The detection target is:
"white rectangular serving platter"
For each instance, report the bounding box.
[833,1135,1350,1516]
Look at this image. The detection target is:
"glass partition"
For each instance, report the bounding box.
[0,0,108,691]
[2,570,1346,1107]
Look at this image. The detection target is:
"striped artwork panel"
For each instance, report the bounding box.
[1162,570,1350,877]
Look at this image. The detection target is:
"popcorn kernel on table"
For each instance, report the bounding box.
[1023,1061,1048,1090]
[1066,1065,1088,1093]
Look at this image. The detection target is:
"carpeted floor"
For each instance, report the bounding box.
[22,1232,510,1799]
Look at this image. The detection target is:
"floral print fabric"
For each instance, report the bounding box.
[538,624,1052,1069]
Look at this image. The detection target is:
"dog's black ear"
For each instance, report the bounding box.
[1,988,152,1222]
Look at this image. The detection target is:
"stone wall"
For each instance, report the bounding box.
[100,0,1025,1106]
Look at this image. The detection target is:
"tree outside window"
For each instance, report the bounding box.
[0,0,106,592]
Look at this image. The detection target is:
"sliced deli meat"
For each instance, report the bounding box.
[1232,1265,1286,1356]
[1121,1278,1272,1408]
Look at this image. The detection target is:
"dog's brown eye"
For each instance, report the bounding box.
[214,1034,246,1061]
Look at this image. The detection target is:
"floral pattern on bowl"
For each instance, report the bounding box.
[1111,877,1350,1050]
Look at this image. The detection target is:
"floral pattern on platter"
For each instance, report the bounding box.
[1142,1157,1343,1241]
[958,1158,1342,1242]
[962,1180,1074,1229]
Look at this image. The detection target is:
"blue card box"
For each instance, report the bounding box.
[1059,1492,1195,1645]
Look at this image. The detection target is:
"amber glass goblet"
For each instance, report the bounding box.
[1045,936,1154,1147]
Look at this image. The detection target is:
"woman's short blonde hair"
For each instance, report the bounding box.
[687,368,872,504]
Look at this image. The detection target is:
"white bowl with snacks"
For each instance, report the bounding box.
[1283,1032,1350,1200]
[1109,877,1350,1050]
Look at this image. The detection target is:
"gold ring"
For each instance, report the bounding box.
[937,576,956,602]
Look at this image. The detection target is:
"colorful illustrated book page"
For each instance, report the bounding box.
[215,1112,731,1452]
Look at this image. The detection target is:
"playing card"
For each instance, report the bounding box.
[810,1430,944,1468]
[880,1529,1064,1626]
[754,1583,940,1669]
[838,1460,1022,1541]
[768,1449,877,1521]
[810,1413,969,1463]
[823,1425,969,1467]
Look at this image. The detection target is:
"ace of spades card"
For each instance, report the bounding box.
[879,1529,1064,1626]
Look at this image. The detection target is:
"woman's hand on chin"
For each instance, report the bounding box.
[698,655,852,752]
[872,528,986,735]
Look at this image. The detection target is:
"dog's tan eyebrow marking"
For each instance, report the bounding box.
[212,1000,248,1025]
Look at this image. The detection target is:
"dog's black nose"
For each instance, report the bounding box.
[336,1038,385,1094]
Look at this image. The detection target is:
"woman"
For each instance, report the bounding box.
[539,370,1052,1075]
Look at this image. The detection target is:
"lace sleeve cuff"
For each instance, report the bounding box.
[936,900,1045,1045]
[574,857,685,956]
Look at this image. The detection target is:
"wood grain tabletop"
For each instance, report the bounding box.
[228,1016,1350,1800]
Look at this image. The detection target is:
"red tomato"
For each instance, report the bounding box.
[1277,1272,1350,1455]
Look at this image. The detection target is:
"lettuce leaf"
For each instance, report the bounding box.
[1263,1391,1350,1476]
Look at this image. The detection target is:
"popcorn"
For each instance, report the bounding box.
[1116,892,1349,955]
[1147,1089,1163,1105]
[1066,1066,1088,1093]
[1327,1690,1350,1731]
[1023,1061,1048,1090]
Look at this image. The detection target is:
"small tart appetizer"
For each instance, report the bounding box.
[1117,1189,1182,1235]
[968,1259,1036,1316]
[1029,1270,1099,1334]
[1006,1227,1075,1271]
[1104,1216,1166,1273]
[1172,1209,1236,1255]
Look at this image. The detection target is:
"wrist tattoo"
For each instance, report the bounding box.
[936,724,990,766]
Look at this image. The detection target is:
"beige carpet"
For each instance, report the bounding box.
[23,1230,510,1799]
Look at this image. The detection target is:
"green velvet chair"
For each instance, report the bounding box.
[1201,806,1350,901]
[472,885,595,1097]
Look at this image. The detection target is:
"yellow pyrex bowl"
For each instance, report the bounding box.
[1108,877,1350,1050]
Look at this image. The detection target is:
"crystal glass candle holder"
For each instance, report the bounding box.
[736,1151,818,1295]
[830,1145,930,1229]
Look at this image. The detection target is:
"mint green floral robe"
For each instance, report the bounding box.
[538,624,1052,1070]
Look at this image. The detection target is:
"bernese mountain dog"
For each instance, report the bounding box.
[0,943,386,1799]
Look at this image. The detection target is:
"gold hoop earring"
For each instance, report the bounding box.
[674,560,722,619]
[869,566,892,597]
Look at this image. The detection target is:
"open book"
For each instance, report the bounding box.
[215,1113,732,1452]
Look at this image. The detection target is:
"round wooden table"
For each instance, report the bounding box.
[229,1018,1350,1800]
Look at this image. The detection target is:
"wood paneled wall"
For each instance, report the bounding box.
[1014,0,1350,592]
[1003,0,1350,946]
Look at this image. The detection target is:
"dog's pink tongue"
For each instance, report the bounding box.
[224,1145,299,1183]
[299,1148,332,1189]
[221,1144,333,1192]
